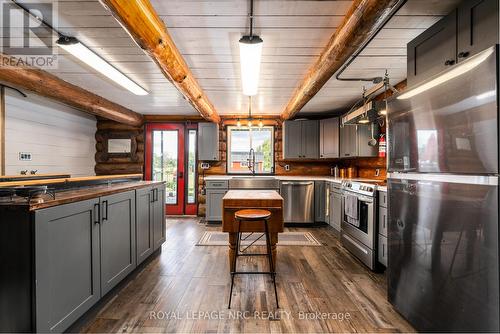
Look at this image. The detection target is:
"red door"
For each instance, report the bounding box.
[145,123,198,215]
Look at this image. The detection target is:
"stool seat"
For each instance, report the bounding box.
[235,209,271,221]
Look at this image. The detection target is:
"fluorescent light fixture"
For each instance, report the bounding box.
[358,119,370,124]
[239,35,263,96]
[56,36,148,96]
[398,48,493,100]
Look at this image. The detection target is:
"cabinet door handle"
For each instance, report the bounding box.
[102,200,108,221]
[151,189,155,203]
[155,188,159,202]
[458,51,470,58]
[444,59,455,66]
[94,203,100,224]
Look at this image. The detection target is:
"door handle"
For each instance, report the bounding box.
[94,203,100,224]
[102,200,108,221]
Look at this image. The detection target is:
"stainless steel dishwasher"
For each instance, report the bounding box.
[280,181,315,224]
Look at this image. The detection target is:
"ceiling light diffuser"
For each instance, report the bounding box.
[239,35,263,96]
[56,36,148,96]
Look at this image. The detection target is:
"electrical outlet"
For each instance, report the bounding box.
[201,162,210,169]
[285,164,290,171]
[19,152,32,161]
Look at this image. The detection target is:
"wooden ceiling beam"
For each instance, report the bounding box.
[100,0,220,123]
[0,54,143,126]
[280,0,401,120]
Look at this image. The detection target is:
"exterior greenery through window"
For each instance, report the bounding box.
[227,126,274,174]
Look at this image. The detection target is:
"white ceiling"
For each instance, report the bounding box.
[4,0,461,117]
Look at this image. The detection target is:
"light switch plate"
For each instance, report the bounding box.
[19,152,32,161]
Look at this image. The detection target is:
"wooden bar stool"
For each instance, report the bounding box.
[228,209,279,309]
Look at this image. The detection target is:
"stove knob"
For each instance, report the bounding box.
[367,187,373,192]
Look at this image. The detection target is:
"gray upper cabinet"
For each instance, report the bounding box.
[302,120,319,159]
[100,190,136,295]
[319,117,340,159]
[136,187,154,265]
[35,198,101,333]
[198,122,219,161]
[283,120,319,159]
[407,10,457,87]
[457,0,498,62]
[340,125,357,158]
[357,124,379,157]
[283,120,303,159]
[153,184,166,250]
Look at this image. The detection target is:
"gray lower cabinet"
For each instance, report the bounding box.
[198,122,219,161]
[100,191,136,295]
[319,117,340,158]
[206,189,226,221]
[136,187,154,265]
[331,188,342,232]
[378,234,388,267]
[340,125,357,158]
[153,184,166,250]
[378,190,388,267]
[35,198,101,333]
[314,181,326,223]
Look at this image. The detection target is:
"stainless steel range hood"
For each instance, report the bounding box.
[341,100,384,125]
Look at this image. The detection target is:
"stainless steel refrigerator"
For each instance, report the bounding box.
[387,46,499,332]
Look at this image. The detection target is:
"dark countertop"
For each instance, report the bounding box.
[0,181,164,211]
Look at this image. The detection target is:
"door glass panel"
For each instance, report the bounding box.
[152,130,178,204]
[187,130,197,204]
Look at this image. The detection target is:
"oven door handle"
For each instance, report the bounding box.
[343,233,369,255]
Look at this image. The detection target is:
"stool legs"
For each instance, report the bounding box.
[228,220,241,309]
[228,218,279,309]
[264,219,279,308]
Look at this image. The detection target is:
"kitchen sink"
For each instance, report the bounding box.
[228,176,279,189]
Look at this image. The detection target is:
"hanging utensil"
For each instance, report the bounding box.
[368,123,378,146]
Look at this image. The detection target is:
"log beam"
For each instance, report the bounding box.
[100,0,221,123]
[281,0,400,120]
[0,54,143,126]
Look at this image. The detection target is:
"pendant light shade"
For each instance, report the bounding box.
[239,35,263,96]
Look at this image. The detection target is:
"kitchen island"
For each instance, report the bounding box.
[0,176,166,333]
[222,190,284,270]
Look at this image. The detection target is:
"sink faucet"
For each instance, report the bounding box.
[247,148,256,175]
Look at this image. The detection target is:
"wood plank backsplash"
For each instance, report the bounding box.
[4,90,96,177]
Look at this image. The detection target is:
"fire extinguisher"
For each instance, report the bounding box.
[378,134,386,158]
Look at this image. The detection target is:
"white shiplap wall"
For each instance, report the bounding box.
[4,90,96,176]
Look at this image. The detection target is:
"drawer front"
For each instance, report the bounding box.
[378,235,388,267]
[378,206,388,237]
[379,191,387,208]
[206,180,228,189]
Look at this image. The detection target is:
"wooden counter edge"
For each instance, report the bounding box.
[0,173,143,187]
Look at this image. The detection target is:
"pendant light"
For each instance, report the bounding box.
[239,0,263,96]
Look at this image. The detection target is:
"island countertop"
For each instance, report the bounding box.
[2,180,164,211]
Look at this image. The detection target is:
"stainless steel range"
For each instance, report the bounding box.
[340,180,377,270]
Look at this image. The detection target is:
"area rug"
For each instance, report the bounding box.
[196,231,322,246]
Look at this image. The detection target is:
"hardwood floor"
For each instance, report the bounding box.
[71,218,414,333]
